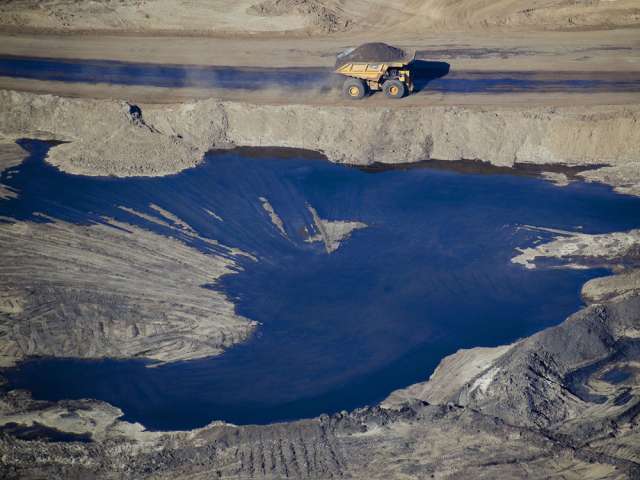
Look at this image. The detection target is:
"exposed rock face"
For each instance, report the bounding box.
[459,293,640,427]
[0,219,255,367]
[140,100,640,183]
[2,90,639,197]
[0,390,634,479]
[385,291,640,428]
[383,345,513,407]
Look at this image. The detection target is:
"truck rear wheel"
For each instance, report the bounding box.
[383,79,406,99]
[342,78,366,99]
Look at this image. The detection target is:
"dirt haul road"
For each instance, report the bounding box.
[0,26,638,194]
[1,55,638,100]
[0,28,638,106]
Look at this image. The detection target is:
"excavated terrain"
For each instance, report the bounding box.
[0,0,639,477]
[0,98,639,477]
[0,219,255,368]
[1,89,639,196]
[1,236,639,478]
[0,0,638,35]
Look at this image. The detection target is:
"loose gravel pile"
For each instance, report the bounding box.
[335,42,407,67]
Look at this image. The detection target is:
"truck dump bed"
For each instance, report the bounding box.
[335,58,413,82]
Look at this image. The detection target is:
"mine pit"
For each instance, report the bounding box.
[3,140,640,431]
[1,3,639,473]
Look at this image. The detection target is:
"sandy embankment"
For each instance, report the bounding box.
[388,228,640,417]
[1,89,639,196]
[0,0,638,36]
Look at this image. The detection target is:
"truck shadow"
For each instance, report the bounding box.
[411,60,450,92]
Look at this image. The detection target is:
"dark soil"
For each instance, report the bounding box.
[335,42,407,67]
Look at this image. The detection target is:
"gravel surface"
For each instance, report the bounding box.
[335,42,407,67]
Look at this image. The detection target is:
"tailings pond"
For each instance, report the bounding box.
[4,140,640,430]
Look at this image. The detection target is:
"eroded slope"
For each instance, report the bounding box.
[2,90,639,196]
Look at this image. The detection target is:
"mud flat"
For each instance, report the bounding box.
[512,229,640,270]
[0,139,28,199]
[0,218,255,368]
[1,89,639,196]
[0,138,255,367]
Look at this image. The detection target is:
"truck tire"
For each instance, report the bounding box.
[342,78,366,99]
[383,79,406,99]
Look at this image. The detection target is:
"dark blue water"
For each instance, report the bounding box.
[1,55,639,94]
[602,367,633,384]
[4,140,640,430]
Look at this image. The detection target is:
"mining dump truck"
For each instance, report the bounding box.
[335,42,415,99]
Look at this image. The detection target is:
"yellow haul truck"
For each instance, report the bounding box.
[335,52,415,100]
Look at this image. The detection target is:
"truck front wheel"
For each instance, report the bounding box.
[342,78,366,99]
[383,79,406,99]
